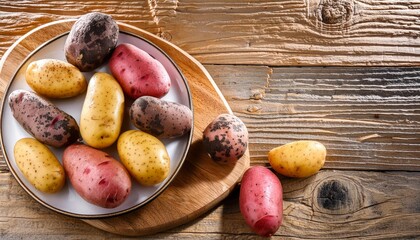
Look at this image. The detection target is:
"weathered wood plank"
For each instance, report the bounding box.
[1,170,419,239]
[279,170,420,239]
[1,0,420,66]
[206,65,420,171]
[0,0,159,56]
[156,0,420,66]
[0,1,418,239]
[208,170,420,239]
[1,65,419,172]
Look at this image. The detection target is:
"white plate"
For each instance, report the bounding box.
[0,31,193,218]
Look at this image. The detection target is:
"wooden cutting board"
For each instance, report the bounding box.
[0,19,250,236]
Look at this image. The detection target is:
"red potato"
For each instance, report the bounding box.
[239,166,283,237]
[63,144,131,208]
[109,43,171,99]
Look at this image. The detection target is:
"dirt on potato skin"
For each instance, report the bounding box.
[65,12,119,72]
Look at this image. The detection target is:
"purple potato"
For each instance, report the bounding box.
[202,114,248,164]
[9,90,80,148]
[64,12,118,72]
[130,96,193,138]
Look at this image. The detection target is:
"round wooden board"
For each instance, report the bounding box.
[0,19,250,236]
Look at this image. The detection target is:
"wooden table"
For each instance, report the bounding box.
[1,1,419,239]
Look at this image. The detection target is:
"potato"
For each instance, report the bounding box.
[202,114,248,164]
[9,90,80,148]
[268,140,327,178]
[64,12,118,71]
[109,43,171,99]
[63,144,131,208]
[240,166,283,237]
[80,72,124,148]
[25,59,86,98]
[130,96,193,138]
[14,138,65,193]
[117,130,170,186]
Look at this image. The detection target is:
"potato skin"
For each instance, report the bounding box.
[63,144,131,208]
[202,114,248,164]
[117,130,170,186]
[239,166,283,237]
[268,140,326,178]
[64,12,118,72]
[130,96,192,138]
[80,72,124,148]
[14,138,65,193]
[109,43,171,99]
[25,59,87,98]
[9,90,80,148]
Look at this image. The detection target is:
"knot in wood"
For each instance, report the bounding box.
[312,176,363,214]
[317,180,349,210]
[317,0,354,24]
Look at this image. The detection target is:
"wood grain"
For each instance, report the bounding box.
[1,170,419,239]
[1,0,420,66]
[268,170,419,239]
[0,1,158,52]
[160,0,420,66]
[205,65,420,171]
[0,0,419,239]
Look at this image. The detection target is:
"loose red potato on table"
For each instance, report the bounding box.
[239,166,283,237]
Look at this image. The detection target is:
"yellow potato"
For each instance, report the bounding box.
[80,72,124,148]
[268,140,326,178]
[117,130,170,186]
[13,138,65,193]
[25,59,86,98]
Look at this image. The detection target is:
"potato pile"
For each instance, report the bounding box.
[9,12,193,209]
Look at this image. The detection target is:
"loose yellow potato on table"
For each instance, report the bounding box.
[268,140,326,178]
[118,130,170,186]
[13,138,65,193]
[80,72,124,148]
[25,59,86,98]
